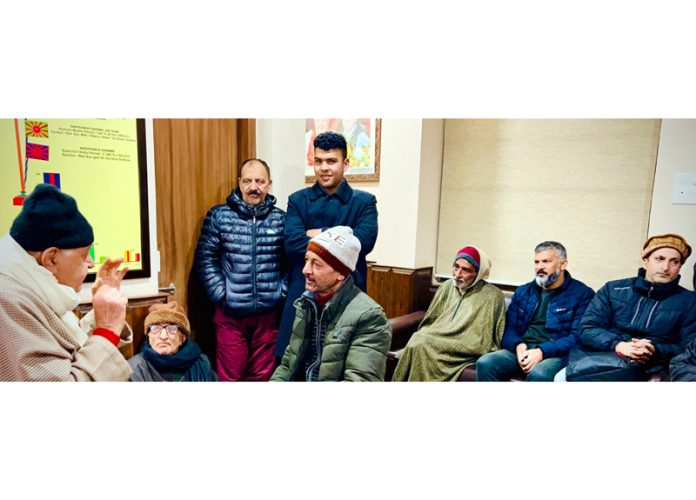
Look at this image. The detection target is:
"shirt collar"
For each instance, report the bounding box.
[308,179,352,203]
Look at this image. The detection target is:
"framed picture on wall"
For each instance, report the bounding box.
[304,118,381,182]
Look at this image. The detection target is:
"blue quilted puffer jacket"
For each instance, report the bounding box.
[579,269,696,365]
[501,271,595,359]
[195,189,286,316]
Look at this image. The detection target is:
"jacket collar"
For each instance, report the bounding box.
[227,188,277,218]
[634,268,682,300]
[308,179,353,203]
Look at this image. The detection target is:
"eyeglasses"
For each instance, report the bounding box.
[148,324,180,336]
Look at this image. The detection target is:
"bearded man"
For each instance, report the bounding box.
[392,246,506,381]
[476,241,594,382]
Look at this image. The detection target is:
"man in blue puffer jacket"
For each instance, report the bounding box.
[477,241,594,381]
[195,159,286,381]
[561,233,696,381]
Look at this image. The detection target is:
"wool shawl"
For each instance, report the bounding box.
[392,278,506,381]
[0,273,132,381]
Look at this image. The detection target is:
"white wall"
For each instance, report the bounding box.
[360,119,424,268]
[256,119,306,212]
[648,119,696,291]
[353,119,443,269]
[415,119,444,268]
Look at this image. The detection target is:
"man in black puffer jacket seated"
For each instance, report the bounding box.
[668,260,696,381]
[670,336,696,381]
[195,158,286,381]
[559,234,696,382]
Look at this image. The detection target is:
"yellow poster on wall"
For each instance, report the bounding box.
[0,118,147,276]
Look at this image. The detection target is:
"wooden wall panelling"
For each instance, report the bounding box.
[152,119,256,362]
[237,119,256,160]
[412,268,436,311]
[124,294,171,357]
[367,264,433,319]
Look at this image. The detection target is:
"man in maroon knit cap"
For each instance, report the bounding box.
[392,245,506,381]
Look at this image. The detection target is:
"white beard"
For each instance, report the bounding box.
[535,269,561,288]
[455,279,473,294]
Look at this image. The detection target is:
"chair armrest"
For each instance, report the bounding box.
[457,366,478,382]
[388,310,426,351]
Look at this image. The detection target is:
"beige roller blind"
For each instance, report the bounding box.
[436,119,660,291]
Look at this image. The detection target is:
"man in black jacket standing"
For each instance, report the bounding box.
[278,132,378,360]
[559,233,696,381]
[195,159,286,381]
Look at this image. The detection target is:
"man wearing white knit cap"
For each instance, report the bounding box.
[271,226,391,381]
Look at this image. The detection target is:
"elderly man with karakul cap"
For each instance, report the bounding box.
[271,226,391,382]
[560,233,696,382]
[392,245,507,381]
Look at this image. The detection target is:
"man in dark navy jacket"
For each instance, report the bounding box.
[195,159,286,381]
[669,255,696,381]
[477,241,594,381]
[561,233,696,381]
[277,132,378,359]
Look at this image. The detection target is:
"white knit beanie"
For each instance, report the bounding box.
[307,226,361,277]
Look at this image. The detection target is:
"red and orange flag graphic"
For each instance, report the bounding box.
[25,120,49,138]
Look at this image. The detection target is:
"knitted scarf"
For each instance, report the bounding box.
[142,340,215,381]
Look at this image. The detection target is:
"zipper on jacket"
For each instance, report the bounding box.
[288,299,309,380]
[645,301,659,329]
[305,302,326,381]
[630,297,644,326]
[251,208,257,310]
[451,287,468,320]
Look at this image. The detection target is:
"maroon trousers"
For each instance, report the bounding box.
[213,306,280,381]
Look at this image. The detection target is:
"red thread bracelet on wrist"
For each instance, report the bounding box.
[92,328,120,347]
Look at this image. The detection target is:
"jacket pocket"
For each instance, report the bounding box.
[547,306,573,333]
[325,326,354,344]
